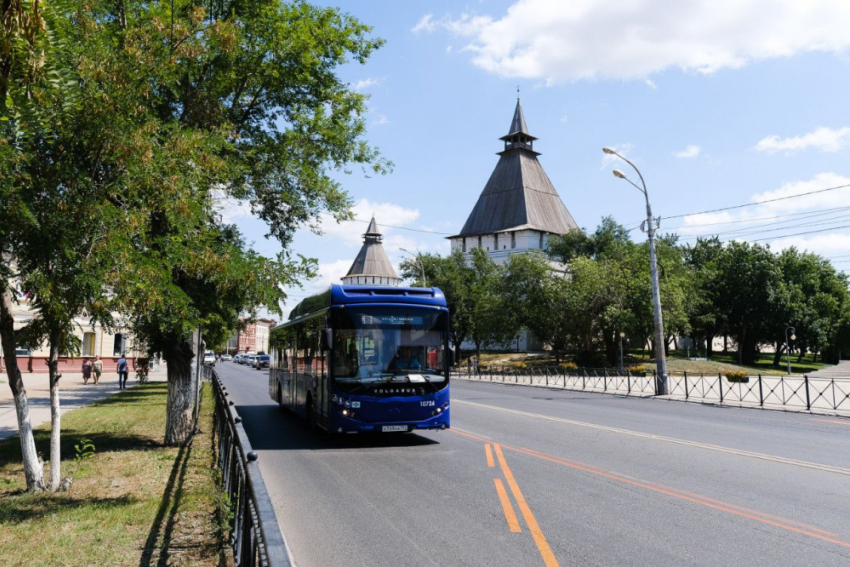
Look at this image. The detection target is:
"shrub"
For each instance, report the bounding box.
[725,371,749,383]
[627,364,647,374]
[559,362,577,371]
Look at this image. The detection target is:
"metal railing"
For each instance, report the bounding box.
[454,366,850,414]
[207,365,291,567]
[663,372,850,413]
[454,366,656,396]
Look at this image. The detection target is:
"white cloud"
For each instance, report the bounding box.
[319,199,421,248]
[748,173,850,214]
[212,188,252,223]
[754,126,850,155]
[446,45,453,54]
[674,145,701,159]
[353,77,381,91]
[644,79,657,90]
[559,115,568,123]
[677,174,850,262]
[372,114,390,126]
[412,14,436,33]
[422,1,850,83]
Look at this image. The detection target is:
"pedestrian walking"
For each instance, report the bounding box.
[117,353,129,389]
[82,359,93,385]
[93,356,103,385]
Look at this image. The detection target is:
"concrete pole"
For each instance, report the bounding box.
[603,147,668,393]
[646,203,669,393]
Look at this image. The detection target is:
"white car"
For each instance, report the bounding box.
[203,351,216,365]
[220,354,232,362]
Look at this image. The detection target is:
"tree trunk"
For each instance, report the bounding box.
[772,342,784,367]
[164,339,196,446]
[706,332,714,358]
[0,286,46,491]
[797,349,805,363]
[723,335,728,352]
[47,327,62,492]
[737,326,745,364]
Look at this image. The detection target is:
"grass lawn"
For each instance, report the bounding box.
[630,350,831,376]
[460,349,834,376]
[0,382,230,567]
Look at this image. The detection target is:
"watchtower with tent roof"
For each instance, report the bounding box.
[448,98,578,264]
[341,216,402,287]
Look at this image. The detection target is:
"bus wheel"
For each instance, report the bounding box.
[277,388,285,412]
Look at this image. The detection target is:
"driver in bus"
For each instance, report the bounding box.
[392,346,422,370]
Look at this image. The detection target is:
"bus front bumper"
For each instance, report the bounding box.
[332,409,450,434]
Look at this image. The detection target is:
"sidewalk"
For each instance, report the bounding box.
[0,366,168,439]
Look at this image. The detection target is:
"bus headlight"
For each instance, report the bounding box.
[342,409,350,417]
[436,407,442,413]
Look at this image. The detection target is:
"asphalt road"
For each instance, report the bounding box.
[217,362,850,567]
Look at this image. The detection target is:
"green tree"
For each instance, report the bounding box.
[465,248,513,357]
[14,0,389,447]
[400,250,471,362]
[683,237,725,358]
[713,241,785,365]
[0,0,81,492]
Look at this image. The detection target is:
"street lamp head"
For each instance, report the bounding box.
[619,331,625,338]
[612,169,627,179]
[602,146,616,155]
[790,334,796,341]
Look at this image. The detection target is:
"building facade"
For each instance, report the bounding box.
[236,318,277,354]
[0,280,141,374]
[449,99,579,351]
[341,217,401,286]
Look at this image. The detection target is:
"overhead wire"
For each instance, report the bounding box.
[661,182,850,221]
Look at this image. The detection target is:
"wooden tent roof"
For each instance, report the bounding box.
[455,102,578,237]
[344,217,400,280]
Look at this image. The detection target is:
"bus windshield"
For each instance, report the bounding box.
[331,307,448,392]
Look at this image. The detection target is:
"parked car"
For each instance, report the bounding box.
[203,351,216,366]
[220,354,232,362]
[233,354,243,364]
[245,355,257,367]
[254,355,270,369]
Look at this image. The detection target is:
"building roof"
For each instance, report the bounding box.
[500,98,536,140]
[344,217,400,280]
[455,101,578,237]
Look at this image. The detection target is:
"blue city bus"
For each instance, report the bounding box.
[268,284,450,434]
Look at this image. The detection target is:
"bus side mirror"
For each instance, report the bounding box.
[322,329,333,351]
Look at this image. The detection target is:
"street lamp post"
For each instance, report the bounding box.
[400,248,427,287]
[785,326,796,375]
[619,331,626,375]
[603,147,668,394]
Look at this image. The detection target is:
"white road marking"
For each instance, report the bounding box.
[454,399,850,477]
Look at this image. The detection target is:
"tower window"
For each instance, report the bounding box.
[462,238,466,252]
[511,232,516,249]
[539,233,544,248]
[494,234,499,250]
[478,236,482,248]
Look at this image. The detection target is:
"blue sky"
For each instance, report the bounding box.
[224,1,850,318]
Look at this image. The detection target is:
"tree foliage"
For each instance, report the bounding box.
[406,219,850,368]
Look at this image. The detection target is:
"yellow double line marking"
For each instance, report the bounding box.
[487,442,560,567]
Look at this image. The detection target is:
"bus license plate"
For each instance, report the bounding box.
[381,425,408,433]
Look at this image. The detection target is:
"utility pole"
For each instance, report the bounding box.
[603,147,668,393]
